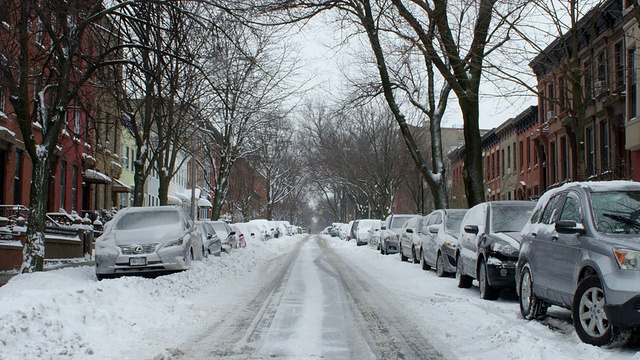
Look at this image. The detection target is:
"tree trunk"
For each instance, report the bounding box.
[21,156,51,273]
[158,175,170,206]
[461,102,486,207]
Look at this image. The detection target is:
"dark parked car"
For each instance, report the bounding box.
[195,221,222,257]
[419,209,468,277]
[517,181,640,347]
[95,206,204,280]
[456,200,535,300]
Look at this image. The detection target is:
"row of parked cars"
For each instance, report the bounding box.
[338,181,640,348]
[94,206,297,281]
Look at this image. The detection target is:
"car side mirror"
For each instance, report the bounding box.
[406,228,414,234]
[381,226,387,230]
[555,220,586,234]
[207,234,213,239]
[464,225,479,235]
[230,231,236,236]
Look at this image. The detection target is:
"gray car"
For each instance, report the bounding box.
[195,221,222,257]
[379,214,420,255]
[420,209,467,277]
[95,206,204,280]
[456,200,535,300]
[517,181,640,347]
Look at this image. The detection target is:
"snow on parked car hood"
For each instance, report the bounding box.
[0,235,637,359]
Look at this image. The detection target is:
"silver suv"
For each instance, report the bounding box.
[517,181,640,347]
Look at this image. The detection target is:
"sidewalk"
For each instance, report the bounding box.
[0,259,94,287]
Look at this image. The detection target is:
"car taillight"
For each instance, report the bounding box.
[240,234,245,241]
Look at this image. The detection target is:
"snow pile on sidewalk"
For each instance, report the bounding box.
[0,235,298,360]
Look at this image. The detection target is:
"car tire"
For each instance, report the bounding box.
[412,247,419,263]
[203,246,208,259]
[456,255,472,288]
[435,252,446,277]
[518,263,546,320]
[421,250,431,271]
[479,258,500,300]
[400,243,408,262]
[572,275,632,347]
[380,243,386,255]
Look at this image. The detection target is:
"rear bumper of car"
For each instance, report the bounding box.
[486,257,517,289]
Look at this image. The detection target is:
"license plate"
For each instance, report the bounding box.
[129,257,147,266]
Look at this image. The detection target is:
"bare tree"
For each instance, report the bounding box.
[0,0,139,272]
[198,14,300,220]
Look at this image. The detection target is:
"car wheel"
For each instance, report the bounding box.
[518,263,546,320]
[456,255,472,288]
[479,258,500,300]
[421,250,431,271]
[572,275,632,347]
[411,247,419,263]
[435,252,446,277]
[203,246,208,259]
[380,243,386,255]
[400,243,408,262]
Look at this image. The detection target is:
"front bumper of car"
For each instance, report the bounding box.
[383,238,399,253]
[485,255,517,289]
[95,243,190,277]
[440,245,458,273]
[601,269,640,327]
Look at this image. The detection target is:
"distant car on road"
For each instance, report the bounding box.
[95,206,204,280]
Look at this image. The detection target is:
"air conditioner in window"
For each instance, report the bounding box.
[594,80,607,97]
[547,111,556,120]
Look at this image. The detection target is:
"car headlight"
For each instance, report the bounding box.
[490,241,516,256]
[165,238,185,248]
[614,249,640,270]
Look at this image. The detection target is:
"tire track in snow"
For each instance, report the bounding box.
[317,236,451,360]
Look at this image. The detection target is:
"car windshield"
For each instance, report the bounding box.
[114,210,180,230]
[491,205,534,233]
[445,211,466,234]
[390,216,414,229]
[591,190,640,234]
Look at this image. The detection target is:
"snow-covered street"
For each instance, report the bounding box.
[1,234,640,359]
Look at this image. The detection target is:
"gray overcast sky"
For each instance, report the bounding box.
[291,13,538,131]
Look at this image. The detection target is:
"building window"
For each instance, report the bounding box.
[539,90,545,121]
[561,136,569,180]
[60,161,67,210]
[519,140,524,172]
[584,60,593,100]
[496,151,500,177]
[507,146,511,173]
[587,127,595,176]
[501,149,505,176]
[550,141,557,184]
[615,41,625,91]
[629,48,637,119]
[526,137,531,169]
[600,120,609,171]
[13,149,23,205]
[598,50,607,83]
[547,84,555,114]
[72,166,78,211]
